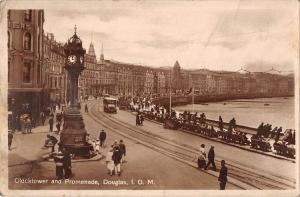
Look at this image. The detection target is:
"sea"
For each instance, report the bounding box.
[173,97,295,131]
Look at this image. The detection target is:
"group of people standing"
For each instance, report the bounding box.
[106,139,126,176]
[87,129,127,176]
[256,122,295,144]
[197,143,228,190]
[48,111,64,134]
[89,129,107,154]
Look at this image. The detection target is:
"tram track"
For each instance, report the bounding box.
[88,101,295,190]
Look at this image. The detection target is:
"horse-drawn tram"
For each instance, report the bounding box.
[142,111,295,159]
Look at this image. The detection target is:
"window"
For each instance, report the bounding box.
[24,32,31,50]
[7,31,11,49]
[23,62,31,83]
[24,10,32,21]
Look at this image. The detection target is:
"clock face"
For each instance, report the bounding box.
[67,55,77,65]
[79,56,84,64]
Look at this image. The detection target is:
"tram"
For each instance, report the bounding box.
[103,97,117,113]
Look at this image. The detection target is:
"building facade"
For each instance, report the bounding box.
[43,33,66,105]
[8,9,44,121]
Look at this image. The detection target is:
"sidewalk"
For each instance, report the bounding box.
[9,123,55,166]
[8,124,56,189]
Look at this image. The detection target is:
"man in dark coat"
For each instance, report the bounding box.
[54,151,64,180]
[99,129,107,147]
[218,160,228,190]
[205,145,216,171]
[8,131,13,150]
[49,117,54,132]
[56,122,61,133]
[119,140,126,163]
[257,122,264,137]
[136,113,140,126]
[63,150,72,179]
[140,114,144,126]
[112,146,122,176]
[218,116,223,131]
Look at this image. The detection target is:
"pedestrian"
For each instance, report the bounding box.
[218,116,223,131]
[218,160,228,190]
[106,146,114,176]
[22,117,27,134]
[99,129,107,147]
[26,117,32,133]
[119,140,126,163]
[292,130,296,145]
[136,113,140,126]
[112,146,122,176]
[197,144,206,169]
[63,149,72,179]
[112,140,119,151]
[275,126,282,142]
[257,122,264,137]
[31,117,36,128]
[85,104,88,113]
[46,134,58,153]
[205,145,216,171]
[49,116,54,132]
[140,114,144,126]
[95,139,100,154]
[54,151,64,180]
[56,121,61,134]
[8,131,13,150]
[56,112,62,123]
[50,111,54,118]
[270,127,278,139]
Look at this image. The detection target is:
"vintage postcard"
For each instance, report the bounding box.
[0,0,299,196]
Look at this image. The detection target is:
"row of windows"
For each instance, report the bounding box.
[48,76,63,89]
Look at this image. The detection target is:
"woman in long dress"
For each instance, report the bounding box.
[106,146,114,176]
[197,144,206,169]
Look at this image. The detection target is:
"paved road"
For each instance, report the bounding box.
[102,102,295,183]
[8,101,239,190]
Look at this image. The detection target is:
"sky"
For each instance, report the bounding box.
[42,0,299,72]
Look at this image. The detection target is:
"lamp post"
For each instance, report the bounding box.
[60,26,92,157]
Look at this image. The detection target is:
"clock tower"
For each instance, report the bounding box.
[64,26,86,108]
[60,26,92,157]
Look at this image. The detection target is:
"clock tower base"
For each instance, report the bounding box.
[60,107,93,158]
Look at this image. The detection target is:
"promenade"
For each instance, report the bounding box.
[8,101,239,190]
[104,103,295,184]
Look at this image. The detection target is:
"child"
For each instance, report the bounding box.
[106,146,114,176]
[91,139,96,151]
[95,139,100,154]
